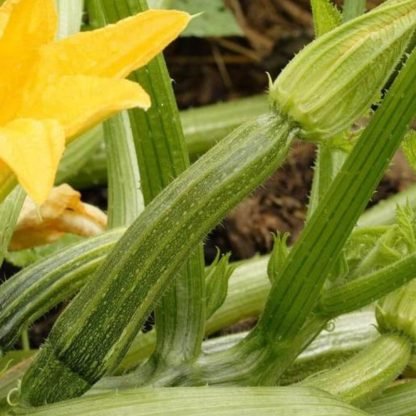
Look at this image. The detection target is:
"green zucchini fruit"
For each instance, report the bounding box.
[20,112,295,405]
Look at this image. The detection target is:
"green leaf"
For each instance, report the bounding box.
[170,0,243,37]
[311,0,342,37]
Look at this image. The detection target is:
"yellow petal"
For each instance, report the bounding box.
[0,53,36,124]
[0,0,57,53]
[0,0,18,36]
[36,9,190,80]
[19,75,151,138]
[0,119,65,204]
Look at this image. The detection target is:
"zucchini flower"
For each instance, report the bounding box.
[0,0,189,204]
[269,0,416,140]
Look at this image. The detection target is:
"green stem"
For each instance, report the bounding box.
[113,255,271,374]
[307,144,347,220]
[244,46,416,385]
[21,329,30,352]
[0,187,25,268]
[364,380,416,416]
[318,252,416,317]
[103,112,144,228]
[300,333,411,406]
[0,229,124,350]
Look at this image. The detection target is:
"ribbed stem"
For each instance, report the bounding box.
[103,112,144,228]
[318,252,416,317]
[0,229,124,350]
[301,333,412,406]
[13,387,370,416]
[0,187,25,268]
[364,380,416,416]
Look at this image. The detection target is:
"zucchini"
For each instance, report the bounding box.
[21,113,295,405]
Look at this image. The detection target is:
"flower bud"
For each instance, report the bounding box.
[269,0,416,140]
[376,279,416,341]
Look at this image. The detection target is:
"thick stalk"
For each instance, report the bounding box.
[13,387,369,416]
[364,380,416,416]
[0,229,124,351]
[300,333,411,406]
[94,309,376,391]
[103,112,144,228]
[317,252,416,317]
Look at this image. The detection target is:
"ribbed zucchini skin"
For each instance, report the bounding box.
[21,113,295,405]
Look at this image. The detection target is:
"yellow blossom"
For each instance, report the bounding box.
[0,0,190,204]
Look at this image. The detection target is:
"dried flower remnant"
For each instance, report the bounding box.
[9,184,107,251]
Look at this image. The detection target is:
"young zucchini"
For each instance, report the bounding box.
[21,113,295,405]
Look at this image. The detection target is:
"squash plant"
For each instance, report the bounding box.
[1,0,416,414]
